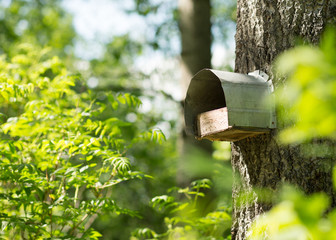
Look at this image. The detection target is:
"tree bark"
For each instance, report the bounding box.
[232,1,336,239]
[179,0,212,93]
[178,0,213,185]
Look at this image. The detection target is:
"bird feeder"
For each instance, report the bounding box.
[184,69,276,142]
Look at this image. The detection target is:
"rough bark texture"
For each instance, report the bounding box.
[178,0,213,185]
[232,0,336,239]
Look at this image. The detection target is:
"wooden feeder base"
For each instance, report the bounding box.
[197,107,270,142]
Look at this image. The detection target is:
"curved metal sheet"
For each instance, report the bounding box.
[184,68,276,137]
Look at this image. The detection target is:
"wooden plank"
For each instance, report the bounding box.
[196,107,271,141]
[197,107,229,138]
[201,127,269,142]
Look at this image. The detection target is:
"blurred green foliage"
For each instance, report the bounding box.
[0,44,168,238]
[133,179,232,240]
[0,0,75,57]
[0,0,236,239]
[88,35,144,91]
[249,27,336,240]
[213,142,231,161]
[126,0,237,54]
[132,144,233,239]
[275,27,336,143]
[249,186,336,240]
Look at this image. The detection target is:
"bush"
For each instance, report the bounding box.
[0,44,164,239]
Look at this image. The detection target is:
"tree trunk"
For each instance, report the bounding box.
[178,0,213,185]
[232,1,336,239]
[179,0,212,93]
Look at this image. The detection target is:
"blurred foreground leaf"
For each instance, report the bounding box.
[275,27,336,143]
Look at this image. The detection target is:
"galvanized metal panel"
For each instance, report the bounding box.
[210,70,267,85]
[184,68,276,140]
[184,69,226,135]
[222,82,275,128]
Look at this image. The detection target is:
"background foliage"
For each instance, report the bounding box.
[249,27,336,240]
[0,0,236,239]
[1,0,335,239]
[0,44,169,238]
[275,28,336,143]
[0,0,75,57]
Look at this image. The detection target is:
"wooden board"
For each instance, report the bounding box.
[197,107,270,142]
[197,107,229,137]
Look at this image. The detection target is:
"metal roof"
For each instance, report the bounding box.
[184,69,276,137]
